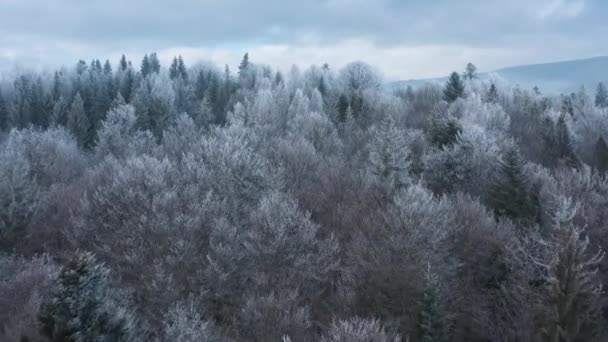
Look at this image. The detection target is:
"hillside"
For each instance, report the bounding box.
[390,56,608,94]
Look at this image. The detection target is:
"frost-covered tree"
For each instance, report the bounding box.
[367,115,411,189]
[595,82,608,108]
[443,72,465,103]
[540,199,604,342]
[594,136,608,173]
[488,146,538,225]
[162,302,225,342]
[463,63,478,80]
[416,266,450,342]
[321,318,401,342]
[67,93,91,147]
[38,251,141,342]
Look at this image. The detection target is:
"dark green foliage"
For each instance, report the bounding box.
[337,94,350,122]
[238,52,250,78]
[430,116,462,149]
[38,252,140,342]
[140,54,151,77]
[488,147,538,225]
[594,136,608,173]
[595,82,608,108]
[417,268,450,342]
[485,83,499,103]
[0,87,7,130]
[149,52,161,74]
[119,54,128,72]
[443,72,465,103]
[67,93,92,148]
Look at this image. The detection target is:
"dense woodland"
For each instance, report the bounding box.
[1,54,608,342]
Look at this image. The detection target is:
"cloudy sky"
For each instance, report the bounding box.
[0,0,606,80]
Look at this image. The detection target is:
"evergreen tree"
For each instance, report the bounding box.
[463,62,477,80]
[430,116,462,149]
[595,82,608,108]
[177,56,187,80]
[488,147,536,224]
[485,83,499,103]
[417,266,450,342]
[103,59,112,75]
[50,96,68,126]
[443,72,465,103]
[594,136,608,173]
[38,252,140,342]
[169,57,179,80]
[541,218,604,342]
[67,93,91,148]
[337,94,350,122]
[119,54,128,72]
[554,114,579,167]
[238,52,250,78]
[149,52,161,74]
[0,87,7,130]
[140,54,151,78]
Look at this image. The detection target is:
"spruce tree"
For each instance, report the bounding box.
[238,52,250,78]
[555,114,579,167]
[119,54,128,72]
[417,266,450,342]
[594,136,608,173]
[595,82,608,108]
[177,55,187,80]
[0,87,7,130]
[103,59,112,75]
[430,116,462,149]
[489,147,536,224]
[149,52,161,74]
[337,94,350,122]
[443,72,465,103]
[485,83,499,103]
[38,252,140,342]
[542,221,604,342]
[67,93,91,148]
[169,57,179,80]
[140,54,151,78]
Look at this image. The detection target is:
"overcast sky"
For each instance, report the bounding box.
[0,0,606,80]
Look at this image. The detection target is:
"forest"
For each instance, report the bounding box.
[1,53,608,342]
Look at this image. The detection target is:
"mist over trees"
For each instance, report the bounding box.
[1,53,608,341]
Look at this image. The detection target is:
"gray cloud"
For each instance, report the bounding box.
[1,0,607,80]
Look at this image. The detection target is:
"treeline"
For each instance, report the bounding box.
[1,53,608,342]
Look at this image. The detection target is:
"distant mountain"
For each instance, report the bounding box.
[389,56,608,95]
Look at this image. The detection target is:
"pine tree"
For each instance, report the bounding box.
[430,116,462,149]
[488,147,536,224]
[554,114,579,167]
[103,60,112,75]
[177,56,187,80]
[541,215,604,342]
[337,94,350,122]
[0,87,7,130]
[238,52,250,78]
[463,63,477,80]
[169,57,179,80]
[119,54,128,72]
[595,82,608,108]
[594,136,608,173]
[38,252,140,342]
[140,54,151,77]
[417,266,450,342]
[443,72,465,103]
[67,93,91,148]
[149,52,161,74]
[485,83,499,103]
